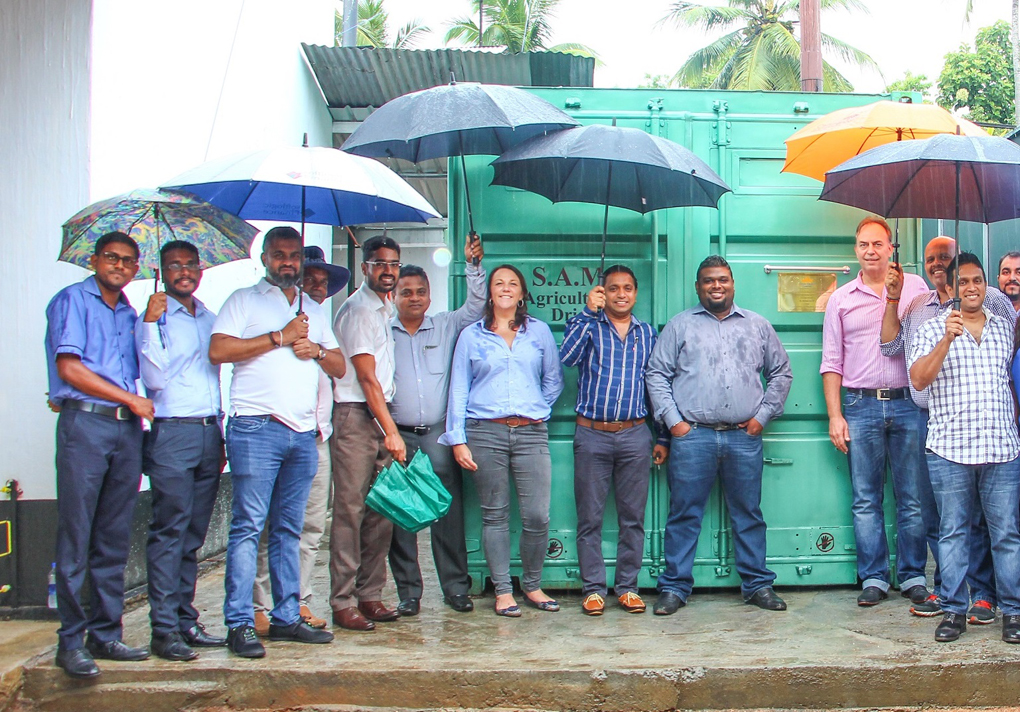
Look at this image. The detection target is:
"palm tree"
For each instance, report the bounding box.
[334,0,430,49]
[662,0,879,91]
[445,0,599,60]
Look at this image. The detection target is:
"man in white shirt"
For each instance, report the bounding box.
[329,235,405,631]
[209,227,346,658]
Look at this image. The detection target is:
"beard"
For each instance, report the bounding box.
[267,267,300,290]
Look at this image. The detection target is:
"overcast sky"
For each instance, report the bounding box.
[367,0,1014,93]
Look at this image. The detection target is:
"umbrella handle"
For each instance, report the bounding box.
[469,230,480,267]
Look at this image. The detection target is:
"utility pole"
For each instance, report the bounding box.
[800,0,822,92]
[341,0,357,47]
[479,2,484,46]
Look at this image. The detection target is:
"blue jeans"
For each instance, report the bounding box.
[843,393,926,592]
[658,426,775,601]
[223,416,317,629]
[919,410,997,605]
[926,453,1020,616]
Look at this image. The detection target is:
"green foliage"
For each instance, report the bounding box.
[887,71,933,98]
[662,0,879,91]
[937,20,1015,125]
[445,0,600,60]
[333,0,430,49]
[639,73,674,89]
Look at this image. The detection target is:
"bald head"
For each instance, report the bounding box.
[924,236,957,295]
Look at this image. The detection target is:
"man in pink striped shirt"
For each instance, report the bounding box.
[821,216,932,608]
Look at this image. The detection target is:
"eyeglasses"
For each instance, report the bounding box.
[365,260,402,270]
[98,251,139,268]
[165,261,200,273]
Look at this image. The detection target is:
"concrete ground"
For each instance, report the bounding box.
[7,535,1020,712]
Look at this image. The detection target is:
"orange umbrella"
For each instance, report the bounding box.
[782,100,987,181]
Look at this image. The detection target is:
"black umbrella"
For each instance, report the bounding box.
[820,133,1020,303]
[341,77,579,261]
[490,123,731,276]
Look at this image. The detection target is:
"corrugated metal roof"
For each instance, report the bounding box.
[301,45,594,111]
[306,46,593,219]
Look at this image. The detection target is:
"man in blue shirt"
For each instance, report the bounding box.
[45,231,154,678]
[136,240,226,661]
[560,265,667,616]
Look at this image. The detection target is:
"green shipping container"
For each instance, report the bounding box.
[447,87,924,594]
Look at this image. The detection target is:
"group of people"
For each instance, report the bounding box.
[44,214,1020,678]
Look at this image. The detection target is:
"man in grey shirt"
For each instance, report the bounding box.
[388,237,486,616]
[646,255,793,616]
[879,236,1016,621]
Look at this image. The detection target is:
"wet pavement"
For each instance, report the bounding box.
[7,535,1020,711]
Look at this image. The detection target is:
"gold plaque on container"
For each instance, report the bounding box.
[777,272,839,313]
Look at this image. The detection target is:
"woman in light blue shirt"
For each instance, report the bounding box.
[440,264,564,616]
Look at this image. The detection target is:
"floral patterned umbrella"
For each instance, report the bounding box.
[60,188,258,280]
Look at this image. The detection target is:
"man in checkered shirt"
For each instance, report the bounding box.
[908,253,1020,645]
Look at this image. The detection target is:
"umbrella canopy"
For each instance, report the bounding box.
[341,81,580,162]
[490,123,730,274]
[820,133,1020,223]
[490,123,730,213]
[162,145,440,226]
[60,188,258,281]
[784,100,988,182]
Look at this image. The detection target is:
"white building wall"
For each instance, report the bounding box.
[0,0,93,501]
[4,0,334,500]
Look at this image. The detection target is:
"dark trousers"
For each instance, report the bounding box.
[144,420,222,636]
[573,423,653,596]
[55,409,143,650]
[388,424,469,600]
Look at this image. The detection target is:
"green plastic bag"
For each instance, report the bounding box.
[366,449,452,532]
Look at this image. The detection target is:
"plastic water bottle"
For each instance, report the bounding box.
[47,563,57,610]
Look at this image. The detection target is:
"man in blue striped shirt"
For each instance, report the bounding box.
[560,265,668,616]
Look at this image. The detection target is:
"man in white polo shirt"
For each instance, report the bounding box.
[329,235,405,631]
[209,227,346,658]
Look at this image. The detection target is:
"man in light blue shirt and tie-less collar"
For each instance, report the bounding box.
[388,236,486,617]
[136,240,226,662]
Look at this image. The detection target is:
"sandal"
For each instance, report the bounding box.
[523,593,560,612]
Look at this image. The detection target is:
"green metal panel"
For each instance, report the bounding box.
[449,88,918,594]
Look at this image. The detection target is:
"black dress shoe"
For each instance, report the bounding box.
[227,625,266,658]
[857,586,888,606]
[653,591,685,616]
[85,637,150,661]
[935,612,967,642]
[268,620,335,644]
[445,594,474,613]
[180,622,226,647]
[1003,614,1020,643]
[901,584,931,605]
[747,587,787,611]
[151,632,199,661]
[397,598,421,616]
[55,647,100,679]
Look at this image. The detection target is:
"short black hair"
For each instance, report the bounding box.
[363,235,401,262]
[160,240,199,265]
[603,264,637,288]
[998,251,1020,271]
[95,231,139,258]
[947,252,985,286]
[696,255,732,281]
[262,226,301,254]
[397,264,429,286]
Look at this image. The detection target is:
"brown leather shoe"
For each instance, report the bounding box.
[332,607,375,631]
[300,605,327,629]
[618,591,647,614]
[253,610,270,637]
[358,600,399,622]
[581,593,605,616]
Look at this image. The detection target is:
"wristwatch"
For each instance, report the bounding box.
[314,346,327,361]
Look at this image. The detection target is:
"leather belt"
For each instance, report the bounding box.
[576,416,645,433]
[489,416,543,428]
[396,423,430,435]
[689,422,740,431]
[60,399,135,421]
[846,387,909,401]
[153,415,220,426]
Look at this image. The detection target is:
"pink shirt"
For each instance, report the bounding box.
[820,271,928,389]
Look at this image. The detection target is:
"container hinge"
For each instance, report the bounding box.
[764,457,794,466]
[796,565,813,576]
[712,100,730,146]
[714,566,731,577]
